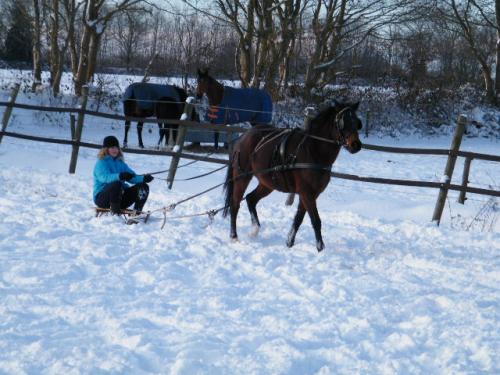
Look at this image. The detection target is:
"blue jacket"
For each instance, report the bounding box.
[207,86,273,125]
[93,156,144,200]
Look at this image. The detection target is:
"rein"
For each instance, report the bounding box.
[127,161,334,228]
[128,107,354,226]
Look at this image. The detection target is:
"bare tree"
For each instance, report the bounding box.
[302,0,417,99]
[428,0,498,104]
[110,10,145,72]
[209,0,307,98]
[73,0,146,96]
[43,0,80,95]
[32,0,42,91]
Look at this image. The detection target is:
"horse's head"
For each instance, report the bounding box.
[196,68,210,99]
[331,100,362,154]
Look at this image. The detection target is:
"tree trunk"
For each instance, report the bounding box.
[251,0,274,89]
[74,0,97,96]
[69,30,78,76]
[49,0,61,95]
[450,0,496,104]
[481,64,496,104]
[495,0,500,104]
[86,30,102,84]
[238,0,255,87]
[65,0,78,77]
[31,0,42,92]
[52,52,64,96]
[304,48,323,99]
[74,28,91,96]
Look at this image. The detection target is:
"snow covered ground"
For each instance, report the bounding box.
[0,73,499,374]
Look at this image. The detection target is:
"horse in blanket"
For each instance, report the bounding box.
[123,82,197,148]
[195,69,273,148]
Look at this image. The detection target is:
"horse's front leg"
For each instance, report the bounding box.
[172,124,178,147]
[137,122,145,148]
[300,194,324,252]
[214,132,219,150]
[157,122,165,149]
[124,120,131,148]
[287,199,306,248]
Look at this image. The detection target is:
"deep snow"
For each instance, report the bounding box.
[0,72,499,374]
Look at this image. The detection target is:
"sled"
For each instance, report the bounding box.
[94,207,151,224]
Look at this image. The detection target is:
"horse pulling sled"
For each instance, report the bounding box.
[94,207,151,225]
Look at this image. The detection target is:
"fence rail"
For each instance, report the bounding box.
[0,88,498,225]
[3,99,499,161]
[363,142,500,162]
[2,129,498,197]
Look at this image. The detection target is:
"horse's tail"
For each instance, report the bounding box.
[222,156,234,218]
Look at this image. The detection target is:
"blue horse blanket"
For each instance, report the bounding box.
[207,86,272,125]
[123,83,182,110]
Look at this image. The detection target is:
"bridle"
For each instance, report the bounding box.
[332,106,353,146]
[304,106,355,147]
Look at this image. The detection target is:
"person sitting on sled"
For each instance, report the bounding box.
[93,135,154,215]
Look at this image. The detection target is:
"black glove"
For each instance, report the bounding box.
[119,172,135,181]
[143,174,154,183]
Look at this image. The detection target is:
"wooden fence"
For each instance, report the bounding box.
[0,84,499,225]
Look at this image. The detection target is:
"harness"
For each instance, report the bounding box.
[251,128,333,192]
[233,106,354,191]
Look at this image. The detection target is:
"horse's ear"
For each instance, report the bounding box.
[351,102,360,111]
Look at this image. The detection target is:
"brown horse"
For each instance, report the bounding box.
[222,101,362,252]
[195,68,273,148]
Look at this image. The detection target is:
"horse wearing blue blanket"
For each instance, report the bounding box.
[123,83,197,148]
[195,69,273,148]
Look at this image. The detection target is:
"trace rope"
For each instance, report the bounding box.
[127,110,351,229]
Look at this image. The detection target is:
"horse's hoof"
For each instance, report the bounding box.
[230,236,239,243]
[286,230,295,247]
[249,224,260,237]
[316,241,324,252]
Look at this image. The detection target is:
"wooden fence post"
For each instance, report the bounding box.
[167,100,194,189]
[285,107,316,206]
[431,114,467,224]
[458,156,473,204]
[365,110,370,138]
[0,83,21,145]
[68,86,89,174]
[70,114,76,140]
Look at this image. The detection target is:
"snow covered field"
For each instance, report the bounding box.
[0,73,499,374]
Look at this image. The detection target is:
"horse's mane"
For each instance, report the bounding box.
[307,106,338,134]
